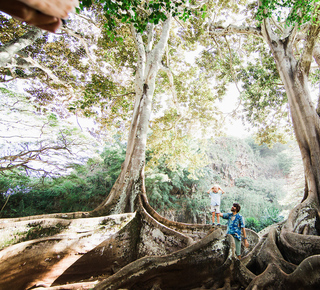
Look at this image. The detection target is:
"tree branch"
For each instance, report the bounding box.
[0,27,43,67]
[299,5,320,75]
[146,14,172,83]
[160,63,181,115]
[0,144,70,172]
[131,23,146,82]
[61,27,94,63]
[209,24,262,38]
[146,23,155,53]
[223,36,241,95]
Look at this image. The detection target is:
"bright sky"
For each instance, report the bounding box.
[185,49,252,139]
[217,84,252,138]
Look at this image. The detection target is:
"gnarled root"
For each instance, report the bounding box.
[94,233,255,290]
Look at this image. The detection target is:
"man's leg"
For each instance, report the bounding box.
[234,236,241,259]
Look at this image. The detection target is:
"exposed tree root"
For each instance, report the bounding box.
[243,227,297,275]
[93,232,255,290]
[52,194,258,289]
[0,214,134,290]
[246,256,320,290]
[1,193,320,289]
[52,204,193,286]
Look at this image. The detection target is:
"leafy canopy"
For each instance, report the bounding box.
[79,0,204,36]
[257,0,319,27]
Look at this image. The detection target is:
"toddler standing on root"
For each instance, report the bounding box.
[207,184,224,226]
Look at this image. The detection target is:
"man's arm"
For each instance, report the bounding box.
[242,227,249,248]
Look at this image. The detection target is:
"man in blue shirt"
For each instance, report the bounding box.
[219,203,249,259]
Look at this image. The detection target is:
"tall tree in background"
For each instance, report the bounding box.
[91,0,217,214]
[0,0,213,213]
[0,4,140,175]
[204,0,320,288]
[92,13,173,214]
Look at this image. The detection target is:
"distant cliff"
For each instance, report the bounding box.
[206,137,291,186]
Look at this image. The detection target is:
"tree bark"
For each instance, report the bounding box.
[91,16,172,216]
[0,191,259,290]
[260,18,320,208]
[0,27,43,67]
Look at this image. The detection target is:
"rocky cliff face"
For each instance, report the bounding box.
[207,138,258,187]
[206,137,288,187]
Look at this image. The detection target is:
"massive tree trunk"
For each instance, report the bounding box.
[91,17,172,216]
[261,18,320,205]
[260,14,320,220]
[204,7,320,289]
[236,12,320,289]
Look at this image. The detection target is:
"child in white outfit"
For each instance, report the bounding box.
[207,184,225,226]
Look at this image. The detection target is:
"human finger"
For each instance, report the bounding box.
[24,13,62,33]
[0,0,34,21]
[18,0,79,19]
[34,18,62,33]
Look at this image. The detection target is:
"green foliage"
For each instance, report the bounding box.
[146,156,187,210]
[256,0,318,27]
[235,177,254,188]
[221,181,285,230]
[245,217,261,232]
[238,52,291,145]
[145,154,210,223]
[80,0,199,37]
[276,152,293,175]
[0,170,30,193]
[145,173,178,211]
[101,139,127,189]
[182,190,208,223]
[260,206,284,227]
[246,207,284,232]
[68,74,134,126]
[0,140,126,218]
[0,177,99,217]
